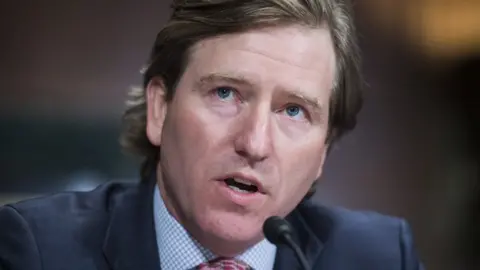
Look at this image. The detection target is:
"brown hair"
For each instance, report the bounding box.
[120,0,363,198]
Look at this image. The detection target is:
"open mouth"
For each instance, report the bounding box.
[224,178,259,194]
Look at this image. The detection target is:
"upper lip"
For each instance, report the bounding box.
[218,172,267,194]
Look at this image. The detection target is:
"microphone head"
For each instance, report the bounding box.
[263,216,293,245]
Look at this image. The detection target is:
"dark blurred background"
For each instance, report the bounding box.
[0,1,478,269]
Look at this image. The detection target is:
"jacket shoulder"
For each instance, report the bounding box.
[0,182,137,268]
[328,205,403,234]
[7,181,135,218]
[299,201,421,269]
[299,200,404,240]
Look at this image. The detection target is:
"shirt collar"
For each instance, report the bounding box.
[153,185,277,270]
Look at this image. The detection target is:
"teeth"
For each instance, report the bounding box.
[227,185,251,193]
[233,178,256,187]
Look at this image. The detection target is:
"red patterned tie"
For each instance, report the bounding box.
[197,257,251,270]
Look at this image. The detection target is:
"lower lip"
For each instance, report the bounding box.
[216,180,265,206]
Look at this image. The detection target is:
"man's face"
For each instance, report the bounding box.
[147,24,335,253]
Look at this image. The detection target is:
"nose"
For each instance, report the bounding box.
[234,105,273,163]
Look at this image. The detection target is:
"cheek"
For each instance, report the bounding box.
[164,107,209,165]
[273,142,326,217]
[278,137,327,194]
[163,99,233,178]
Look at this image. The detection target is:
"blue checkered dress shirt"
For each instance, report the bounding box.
[153,186,277,270]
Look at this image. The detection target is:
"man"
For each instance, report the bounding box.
[0,0,424,269]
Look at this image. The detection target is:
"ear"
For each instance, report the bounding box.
[146,76,168,146]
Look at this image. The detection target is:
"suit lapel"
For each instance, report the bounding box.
[273,200,331,270]
[103,179,161,270]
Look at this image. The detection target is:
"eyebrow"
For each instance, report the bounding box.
[285,91,324,113]
[195,72,255,89]
[196,72,325,112]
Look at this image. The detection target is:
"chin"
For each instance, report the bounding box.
[194,209,265,254]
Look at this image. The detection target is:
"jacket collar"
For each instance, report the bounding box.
[273,200,331,270]
[103,178,161,270]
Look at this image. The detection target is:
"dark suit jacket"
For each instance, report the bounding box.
[0,179,424,270]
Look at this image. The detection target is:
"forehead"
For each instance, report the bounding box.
[186,25,336,96]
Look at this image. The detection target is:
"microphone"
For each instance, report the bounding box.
[263,216,311,270]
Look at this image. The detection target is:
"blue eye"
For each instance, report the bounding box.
[284,105,306,120]
[216,87,234,100]
[286,106,300,116]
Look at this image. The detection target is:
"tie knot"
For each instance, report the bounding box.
[197,257,251,270]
